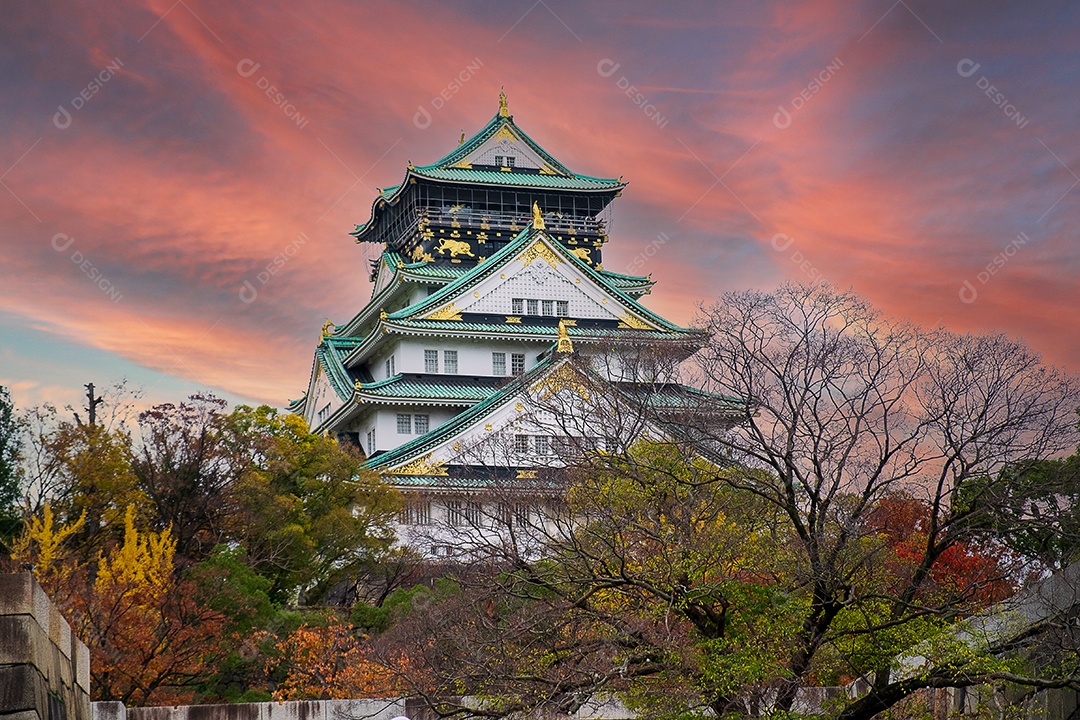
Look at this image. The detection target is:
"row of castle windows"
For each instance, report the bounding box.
[400,499,532,528]
[419,349,526,376]
[512,298,569,317]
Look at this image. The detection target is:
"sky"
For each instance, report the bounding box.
[1,0,1078,414]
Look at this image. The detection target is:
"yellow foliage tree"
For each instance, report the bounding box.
[10,502,86,589]
[95,505,175,594]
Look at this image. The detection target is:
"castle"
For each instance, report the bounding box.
[291,93,725,553]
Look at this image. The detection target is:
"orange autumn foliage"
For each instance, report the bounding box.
[271,621,410,700]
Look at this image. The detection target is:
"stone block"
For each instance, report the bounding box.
[49,602,72,660]
[92,701,128,720]
[326,699,404,720]
[74,633,91,693]
[30,573,53,634]
[0,615,38,667]
[263,701,323,720]
[0,572,34,616]
[0,665,48,714]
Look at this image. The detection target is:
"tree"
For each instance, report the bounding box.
[268,618,411,700]
[390,283,1080,719]
[690,283,1079,718]
[0,385,24,549]
[224,405,402,603]
[12,504,253,703]
[10,389,404,699]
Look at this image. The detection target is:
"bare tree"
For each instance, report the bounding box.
[385,284,1080,719]
[690,283,1080,717]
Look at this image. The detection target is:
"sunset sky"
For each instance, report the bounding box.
[2,1,1078,414]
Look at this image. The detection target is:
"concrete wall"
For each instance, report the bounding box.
[0,572,91,720]
[93,700,408,720]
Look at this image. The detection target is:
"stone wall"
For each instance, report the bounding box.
[0,572,91,720]
[93,700,409,720]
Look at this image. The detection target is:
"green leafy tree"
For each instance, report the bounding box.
[0,385,24,547]
[226,405,401,603]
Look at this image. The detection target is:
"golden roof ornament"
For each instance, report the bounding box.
[499,88,509,118]
[532,201,545,230]
[557,319,573,353]
[459,131,466,145]
[320,318,334,339]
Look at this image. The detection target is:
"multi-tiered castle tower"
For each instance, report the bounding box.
[292,93,722,552]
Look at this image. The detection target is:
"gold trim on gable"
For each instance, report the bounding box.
[427,303,463,321]
[520,240,561,269]
[617,313,652,330]
[389,453,449,477]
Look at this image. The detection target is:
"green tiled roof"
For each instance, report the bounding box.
[389,319,687,341]
[351,111,625,239]
[400,263,472,279]
[385,226,533,321]
[387,474,562,491]
[614,382,748,413]
[317,337,364,400]
[408,166,622,191]
[357,373,503,402]
[597,269,653,289]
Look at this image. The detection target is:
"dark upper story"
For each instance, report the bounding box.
[351,93,627,276]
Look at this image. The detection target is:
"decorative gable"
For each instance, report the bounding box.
[411,233,662,329]
[450,124,560,174]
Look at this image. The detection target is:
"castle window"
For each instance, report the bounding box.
[366,429,375,454]
[514,298,570,317]
[505,156,516,167]
[443,350,458,374]
[465,501,483,524]
[514,434,530,454]
[385,355,395,377]
[397,413,412,434]
[400,500,431,525]
[495,155,504,166]
[534,436,551,455]
[492,352,506,376]
[446,500,462,526]
[424,349,438,373]
[414,414,429,434]
[511,353,526,375]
